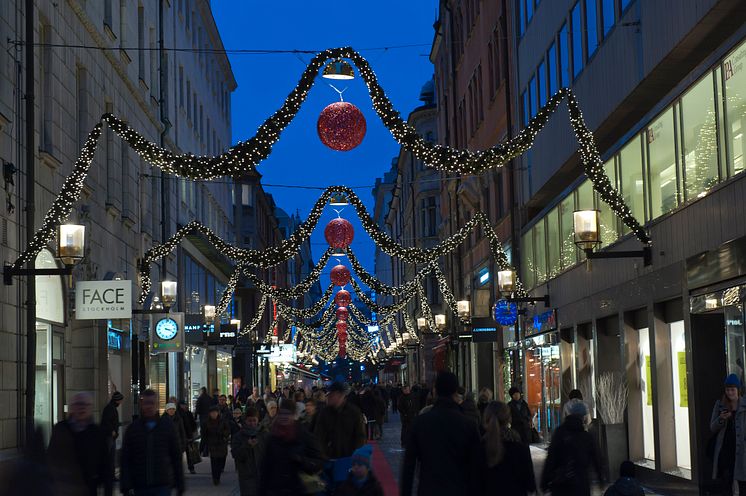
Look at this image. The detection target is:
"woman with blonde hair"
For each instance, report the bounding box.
[481,401,536,495]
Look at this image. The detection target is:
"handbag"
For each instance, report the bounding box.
[188,441,203,465]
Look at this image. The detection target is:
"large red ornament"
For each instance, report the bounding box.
[338,344,346,357]
[317,101,367,151]
[330,264,351,287]
[325,218,354,249]
[336,307,349,321]
[336,321,348,333]
[334,290,351,307]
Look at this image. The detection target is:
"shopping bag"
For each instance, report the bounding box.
[187,441,202,465]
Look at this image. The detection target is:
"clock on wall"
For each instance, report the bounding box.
[155,317,179,341]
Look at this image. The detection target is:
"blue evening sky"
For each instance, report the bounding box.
[212,2,437,289]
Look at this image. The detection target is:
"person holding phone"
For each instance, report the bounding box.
[710,374,743,495]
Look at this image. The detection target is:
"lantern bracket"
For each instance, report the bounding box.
[3,264,72,285]
[583,245,652,266]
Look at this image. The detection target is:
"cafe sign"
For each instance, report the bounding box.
[75,280,132,320]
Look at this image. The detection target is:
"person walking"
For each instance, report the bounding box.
[178,400,198,474]
[335,445,385,496]
[164,402,187,460]
[314,382,366,489]
[477,387,493,420]
[540,399,604,496]
[204,405,231,485]
[604,461,645,496]
[218,394,232,421]
[261,400,278,432]
[196,387,213,426]
[120,389,185,496]
[710,373,745,494]
[390,384,400,414]
[100,391,123,496]
[400,371,484,496]
[259,399,324,496]
[459,389,482,430]
[508,386,533,445]
[47,392,108,496]
[481,401,536,495]
[232,407,265,496]
[397,385,419,447]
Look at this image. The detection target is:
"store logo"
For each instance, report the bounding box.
[76,280,132,320]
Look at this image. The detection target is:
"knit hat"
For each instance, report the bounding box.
[112,391,124,401]
[165,402,176,411]
[725,374,742,388]
[351,444,373,469]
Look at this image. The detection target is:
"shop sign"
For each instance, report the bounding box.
[107,329,122,350]
[254,343,272,355]
[268,344,296,363]
[75,280,132,320]
[184,314,213,344]
[470,317,498,343]
[206,323,238,346]
[523,308,557,337]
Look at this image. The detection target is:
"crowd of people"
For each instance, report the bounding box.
[3,372,662,496]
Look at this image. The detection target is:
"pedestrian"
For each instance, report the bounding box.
[459,388,481,430]
[710,373,745,494]
[212,388,221,405]
[603,461,645,496]
[540,399,604,496]
[390,384,400,414]
[196,387,213,426]
[335,444,384,496]
[164,402,187,459]
[481,401,536,495]
[477,387,493,420]
[259,399,324,496]
[314,382,366,490]
[360,387,378,440]
[204,405,231,485]
[218,394,232,421]
[178,400,198,475]
[47,392,108,496]
[397,384,419,447]
[232,407,266,496]
[400,371,484,496]
[294,390,306,418]
[261,400,278,431]
[231,407,244,434]
[120,389,185,495]
[301,399,318,431]
[100,390,123,496]
[372,388,386,440]
[237,384,251,406]
[508,386,533,445]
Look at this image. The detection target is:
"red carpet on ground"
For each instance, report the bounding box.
[369,440,399,496]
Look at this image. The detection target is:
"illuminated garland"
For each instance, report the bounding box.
[236,294,268,337]
[417,282,437,335]
[432,263,470,325]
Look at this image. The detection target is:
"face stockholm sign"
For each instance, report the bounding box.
[75,280,132,320]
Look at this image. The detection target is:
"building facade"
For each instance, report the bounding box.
[0,0,236,456]
[511,0,746,491]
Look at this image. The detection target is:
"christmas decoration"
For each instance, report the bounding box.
[317,101,366,151]
[336,321,348,333]
[324,217,354,249]
[334,289,351,307]
[336,306,349,321]
[330,264,351,287]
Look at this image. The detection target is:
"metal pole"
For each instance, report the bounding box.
[24,0,36,445]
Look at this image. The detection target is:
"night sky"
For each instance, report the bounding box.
[212,2,437,288]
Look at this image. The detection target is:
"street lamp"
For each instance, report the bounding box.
[416,317,427,331]
[435,314,446,331]
[160,281,177,310]
[203,305,216,324]
[322,58,355,80]
[497,269,516,294]
[331,247,347,257]
[329,193,349,206]
[230,318,241,330]
[457,300,471,319]
[573,209,651,265]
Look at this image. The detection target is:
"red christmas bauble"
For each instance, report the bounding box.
[334,289,351,307]
[338,345,346,357]
[317,101,367,151]
[336,321,348,333]
[330,264,351,287]
[324,218,354,249]
[336,307,349,321]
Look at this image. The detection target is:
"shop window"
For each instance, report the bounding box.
[598,158,619,246]
[559,195,575,269]
[647,108,679,218]
[533,220,548,285]
[571,2,583,78]
[521,230,535,289]
[547,206,561,278]
[669,321,691,475]
[575,324,595,413]
[620,135,646,231]
[723,41,746,176]
[681,72,719,200]
[638,327,656,464]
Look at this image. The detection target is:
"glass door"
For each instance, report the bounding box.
[541,341,562,438]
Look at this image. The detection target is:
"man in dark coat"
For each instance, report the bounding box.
[400,372,484,496]
[508,386,533,445]
[541,400,604,496]
[390,384,400,414]
[178,400,198,474]
[47,392,109,496]
[196,387,213,426]
[232,407,265,496]
[120,389,185,495]
[100,391,123,496]
[397,385,419,447]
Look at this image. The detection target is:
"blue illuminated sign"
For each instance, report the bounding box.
[478,267,490,286]
[107,330,122,350]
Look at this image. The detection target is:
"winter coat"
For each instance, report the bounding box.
[204,417,231,458]
[163,411,187,452]
[400,397,484,496]
[335,472,385,496]
[397,394,419,424]
[482,433,536,495]
[120,415,184,494]
[232,426,266,496]
[710,398,746,481]
[196,392,213,423]
[373,392,386,425]
[100,400,120,439]
[540,414,603,496]
[47,420,108,496]
[314,400,366,459]
[360,393,378,421]
[508,398,532,444]
[179,407,197,440]
[258,421,324,496]
[603,477,645,496]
